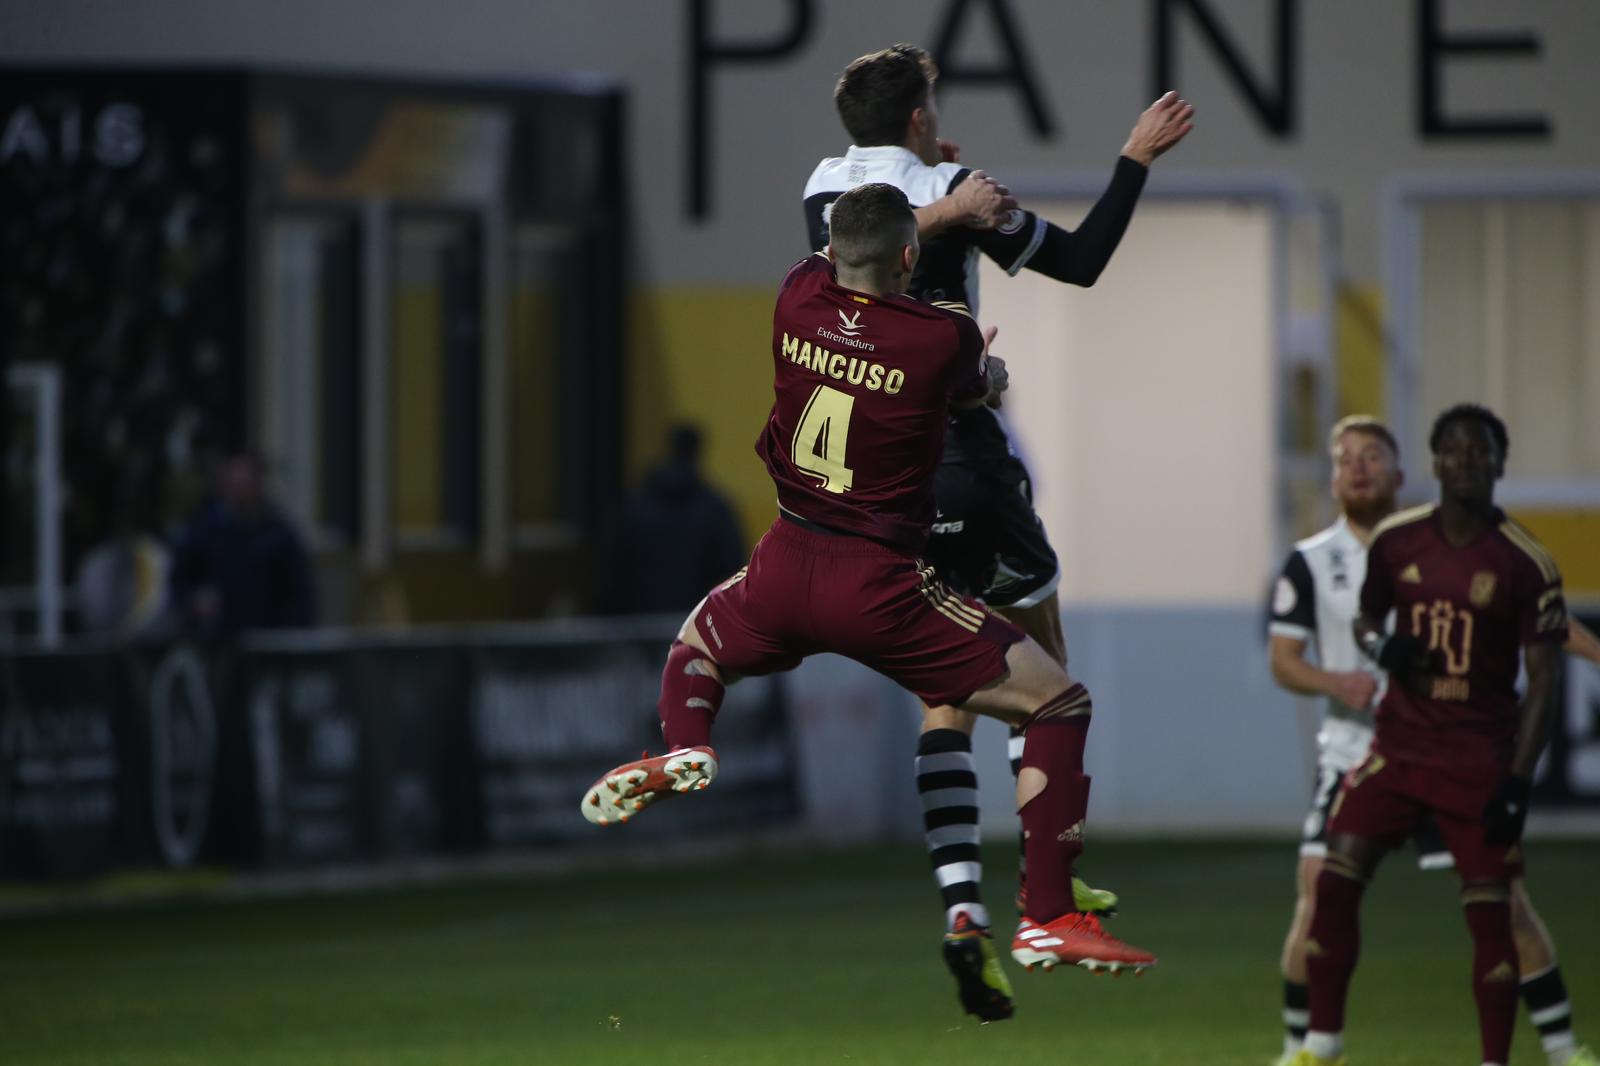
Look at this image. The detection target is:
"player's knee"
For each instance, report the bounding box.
[1459,879,1511,907]
[666,640,725,686]
[1321,849,1370,885]
[1019,681,1092,730]
[922,704,978,734]
[1506,885,1540,933]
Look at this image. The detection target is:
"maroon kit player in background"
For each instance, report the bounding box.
[1294,404,1569,1066]
[581,183,1158,995]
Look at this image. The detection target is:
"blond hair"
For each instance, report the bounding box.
[1328,415,1398,458]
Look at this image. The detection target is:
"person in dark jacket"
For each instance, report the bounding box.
[602,425,745,615]
[171,452,315,635]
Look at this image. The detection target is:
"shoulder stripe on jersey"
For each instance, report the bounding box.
[1006,216,1049,277]
[1370,503,1435,540]
[930,300,973,319]
[1500,520,1561,583]
[810,250,830,261]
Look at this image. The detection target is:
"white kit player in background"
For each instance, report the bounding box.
[1265,415,1600,1066]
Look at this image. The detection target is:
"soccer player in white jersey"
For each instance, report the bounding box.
[1267,415,1600,1066]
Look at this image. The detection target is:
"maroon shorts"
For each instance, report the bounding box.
[692,517,1025,707]
[1328,751,1524,881]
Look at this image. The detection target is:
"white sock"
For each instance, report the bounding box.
[1283,1033,1304,1056]
[1304,1030,1343,1059]
[1547,1041,1579,1066]
[1544,1033,1579,1064]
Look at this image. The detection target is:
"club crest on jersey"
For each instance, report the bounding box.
[837,308,864,336]
[1272,576,1297,615]
[997,208,1026,235]
[1400,563,1422,584]
[1470,571,1497,606]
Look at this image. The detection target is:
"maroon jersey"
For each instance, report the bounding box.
[1360,504,1568,771]
[754,253,988,551]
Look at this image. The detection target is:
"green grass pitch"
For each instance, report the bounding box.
[2,838,1594,1064]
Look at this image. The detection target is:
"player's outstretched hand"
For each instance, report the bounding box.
[1482,774,1531,844]
[951,170,1018,230]
[1330,670,1378,712]
[1122,90,1195,166]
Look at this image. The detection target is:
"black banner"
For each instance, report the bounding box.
[1,629,799,877]
[1535,611,1600,808]
[470,638,796,847]
[0,652,124,877]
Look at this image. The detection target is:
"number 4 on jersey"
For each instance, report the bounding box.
[793,384,855,493]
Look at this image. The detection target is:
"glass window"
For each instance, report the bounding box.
[508,224,577,536]
[391,214,482,546]
[1418,200,1600,481]
[264,213,361,546]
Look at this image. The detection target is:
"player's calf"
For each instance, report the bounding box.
[1462,881,1518,1066]
[1015,685,1092,922]
[659,640,726,749]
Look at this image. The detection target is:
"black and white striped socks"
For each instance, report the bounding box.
[916,728,989,932]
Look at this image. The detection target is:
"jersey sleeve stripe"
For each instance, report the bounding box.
[1268,621,1314,642]
[930,300,974,319]
[1005,216,1049,277]
[1369,503,1435,540]
[1500,521,1561,583]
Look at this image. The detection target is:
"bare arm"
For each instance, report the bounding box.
[1269,634,1377,711]
[913,170,1016,238]
[1565,614,1600,665]
[1511,642,1564,779]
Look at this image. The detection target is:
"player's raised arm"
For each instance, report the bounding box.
[968,91,1194,287]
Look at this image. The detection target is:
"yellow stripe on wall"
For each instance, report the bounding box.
[1336,281,1386,419]
[1507,511,1600,602]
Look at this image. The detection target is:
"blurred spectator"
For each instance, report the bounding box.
[170,452,316,635]
[602,424,746,615]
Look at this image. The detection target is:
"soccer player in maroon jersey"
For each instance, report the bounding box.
[1268,416,1599,1066]
[804,44,1193,1020]
[581,183,1158,993]
[1293,404,1570,1066]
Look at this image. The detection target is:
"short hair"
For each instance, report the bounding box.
[1328,414,1399,459]
[834,44,938,147]
[827,183,915,270]
[1429,402,1509,460]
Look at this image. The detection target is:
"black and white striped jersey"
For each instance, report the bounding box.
[803,146,1052,465]
[1268,516,1384,771]
[802,145,1049,317]
[803,146,1149,464]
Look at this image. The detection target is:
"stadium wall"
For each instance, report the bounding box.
[6,2,1598,596]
